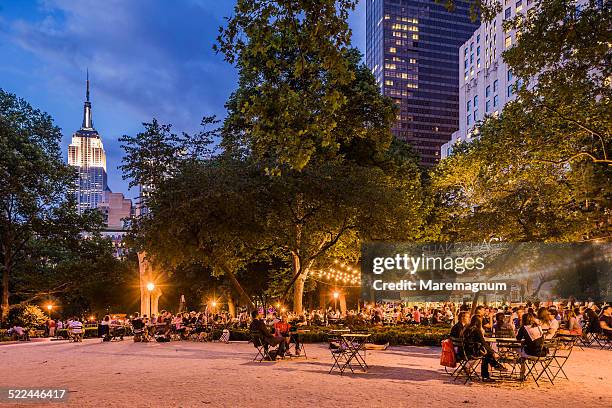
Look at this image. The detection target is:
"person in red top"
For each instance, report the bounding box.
[412,306,421,324]
[274,315,292,354]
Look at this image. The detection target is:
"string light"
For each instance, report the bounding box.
[314,259,361,285]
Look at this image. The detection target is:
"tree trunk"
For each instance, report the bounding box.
[470,291,480,316]
[220,263,255,311]
[1,261,9,324]
[293,270,308,315]
[227,294,236,317]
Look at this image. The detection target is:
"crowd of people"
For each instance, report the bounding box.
[447,302,612,381]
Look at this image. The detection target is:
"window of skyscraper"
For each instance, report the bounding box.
[494,95,499,106]
[477,46,480,56]
[508,70,513,81]
[505,35,512,48]
[505,7,511,19]
[474,95,478,107]
[486,85,491,97]
[486,100,491,112]
[493,79,499,92]
[508,85,514,97]
[467,100,471,111]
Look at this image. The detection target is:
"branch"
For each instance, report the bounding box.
[537,152,612,166]
[539,103,609,161]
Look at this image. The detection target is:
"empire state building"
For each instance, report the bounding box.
[68,73,109,214]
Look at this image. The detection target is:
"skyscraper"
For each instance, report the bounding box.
[68,72,109,214]
[366,0,478,165]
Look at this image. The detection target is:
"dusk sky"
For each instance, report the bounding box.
[0,0,366,198]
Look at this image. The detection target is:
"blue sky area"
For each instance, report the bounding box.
[0,0,367,198]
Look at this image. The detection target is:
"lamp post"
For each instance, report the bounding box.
[147,282,155,318]
[46,304,53,320]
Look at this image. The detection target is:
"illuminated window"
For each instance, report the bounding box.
[505,36,512,48]
[389,47,396,53]
[384,63,396,70]
[409,58,417,64]
[412,34,419,40]
[516,0,523,12]
[385,80,393,86]
[384,14,391,20]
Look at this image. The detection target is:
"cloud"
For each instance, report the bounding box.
[5,0,237,132]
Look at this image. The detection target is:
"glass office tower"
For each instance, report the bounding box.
[366,0,478,165]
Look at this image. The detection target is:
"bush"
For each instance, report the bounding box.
[8,305,47,329]
[227,324,448,346]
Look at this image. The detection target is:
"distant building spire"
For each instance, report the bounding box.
[82,69,93,129]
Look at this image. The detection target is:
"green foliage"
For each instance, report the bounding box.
[0,89,126,324]
[430,0,611,242]
[8,304,47,329]
[217,0,398,172]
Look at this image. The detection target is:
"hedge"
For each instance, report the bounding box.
[225,324,449,346]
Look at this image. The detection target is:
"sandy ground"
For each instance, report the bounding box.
[0,339,610,408]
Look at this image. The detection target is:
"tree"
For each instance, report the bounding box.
[430,0,611,242]
[0,89,121,323]
[217,0,372,173]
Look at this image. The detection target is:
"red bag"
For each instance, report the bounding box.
[440,338,456,368]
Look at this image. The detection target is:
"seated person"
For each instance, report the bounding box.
[450,311,470,339]
[558,310,582,335]
[99,315,111,340]
[68,318,84,342]
[463,315,507,382]
[537,307,559,339]
[599,305,612,337]
[249,310,285,359]
[8,325,28,341]
[274,315,292,354]
[493,312,515,338]
[131,313,147,342]
[516,313,547,357]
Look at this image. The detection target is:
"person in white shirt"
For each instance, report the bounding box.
[68,318,84,342]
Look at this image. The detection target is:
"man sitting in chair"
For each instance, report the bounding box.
[600,305,612,337]
[249,310,286,359]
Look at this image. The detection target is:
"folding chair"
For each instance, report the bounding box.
[521,340,557,387]
[548,335,575,381]
[495,339,523,380]
[250,332,278,362]
[328,333,351,375]
[591,332,612,350]
[451,337,483,383]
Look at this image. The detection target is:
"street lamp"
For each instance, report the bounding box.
[333,291,339,312]
[46,304,53,319]
[147,282,155,318]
